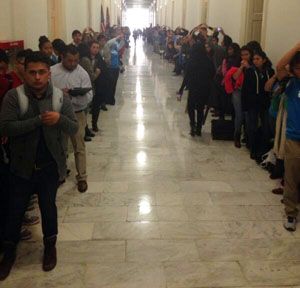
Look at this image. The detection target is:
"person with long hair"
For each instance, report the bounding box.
[184,43,215,136]
[242,50,275,161]
[227,45,253,148]
[38,36,56,66]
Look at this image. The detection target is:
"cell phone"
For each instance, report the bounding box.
[217,27,222,32]
[69,87,92,96]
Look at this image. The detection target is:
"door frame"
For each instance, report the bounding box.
[241,0,268,47]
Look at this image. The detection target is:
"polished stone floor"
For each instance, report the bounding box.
[4,40,300,288]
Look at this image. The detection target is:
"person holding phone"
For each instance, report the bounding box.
[51,45,93,193]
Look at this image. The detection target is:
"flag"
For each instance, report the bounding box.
[117,15,121,26]
[106,7,110,29]
[100,5,106,32]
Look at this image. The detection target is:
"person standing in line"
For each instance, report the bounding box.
[0,51,78,280]
[51,45,93,193]
[104,32,125,105]
[276,42,300,232]
[38,36,57,66]
[184,43,215,136]
[71,30,82,47]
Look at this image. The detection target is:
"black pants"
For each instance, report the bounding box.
[0,162,10,247]
[5,163,59,244]
[247,109,271,155]
[215,83,227,118]
[108,68,120,105]
[188,106,204,129]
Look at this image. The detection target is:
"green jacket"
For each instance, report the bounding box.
[0,83,78,179]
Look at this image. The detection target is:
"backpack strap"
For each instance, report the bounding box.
[52,86,63,113]
[16,85,63,116]
[16,85,29,117]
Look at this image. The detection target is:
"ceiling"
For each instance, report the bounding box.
[124,0,153,8]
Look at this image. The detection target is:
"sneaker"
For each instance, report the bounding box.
[20,228,32,240]
[283,216,297,232]
[23,213,40,226]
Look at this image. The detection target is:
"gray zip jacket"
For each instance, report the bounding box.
[0,83,78,179]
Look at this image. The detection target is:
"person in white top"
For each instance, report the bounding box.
[51,45,92,193]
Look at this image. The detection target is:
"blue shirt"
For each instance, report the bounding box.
[285,78,300,140]
[110,43,119,69]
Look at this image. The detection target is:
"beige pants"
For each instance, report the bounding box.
[283,139,300,217]
[70,111,87,182]
[273,98,287,160]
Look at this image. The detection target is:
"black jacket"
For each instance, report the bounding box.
[241,66,274,111]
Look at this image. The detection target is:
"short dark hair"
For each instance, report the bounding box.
[290,51,300,75]
[16,49,33,61]
[24,51,50,70]
[62,44,79,57]
[38,36,51,50]
[77,43,90,59]
[52,39,66,55]
[72,30,82,37]
[97,34,106,41]
[0,49,9,64]
[87,40,99,48]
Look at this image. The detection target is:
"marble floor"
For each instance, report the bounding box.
[3,40,300,288]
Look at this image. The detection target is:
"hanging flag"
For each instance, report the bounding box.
[100,5,106,32]
[106,7,110,29]
[117,15,121,26]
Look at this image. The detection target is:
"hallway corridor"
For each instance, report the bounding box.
[5,40,300,288]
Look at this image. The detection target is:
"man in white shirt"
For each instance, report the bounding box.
[51,45,92,193]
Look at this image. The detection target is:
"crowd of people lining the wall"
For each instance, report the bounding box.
[0,25,130,280]
[0,18,299,282]
[144,24,300,230]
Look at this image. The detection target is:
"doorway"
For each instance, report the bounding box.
[245,0,264,43]
[49,0,63,40]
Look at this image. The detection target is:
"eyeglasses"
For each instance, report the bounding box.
[17,61,25,66]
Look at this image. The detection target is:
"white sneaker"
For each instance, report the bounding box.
[284,217,297,232]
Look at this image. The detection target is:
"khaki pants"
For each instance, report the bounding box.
[70,111,87,182]
[283,139,300,217]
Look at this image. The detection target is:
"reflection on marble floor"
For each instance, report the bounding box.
[4,40,300,288]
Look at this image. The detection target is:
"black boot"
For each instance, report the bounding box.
[43,236,57,272]
[190,124,196,137]
[234,133,241,148]
[196,125,202,136]
[0,242,16,281]
[92,107,100,132]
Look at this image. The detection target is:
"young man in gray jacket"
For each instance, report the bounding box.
[0,51,78,280]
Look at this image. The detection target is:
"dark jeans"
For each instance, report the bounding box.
[232,89,244,135]
[5,163,59,244]
[0,161,10,246]
[188,106,204,129]
[108,68,120,105]
[246,108,271,155]
[215,83,227,118]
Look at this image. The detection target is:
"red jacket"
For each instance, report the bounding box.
[224,67,244,94]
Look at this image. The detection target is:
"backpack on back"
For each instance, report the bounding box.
[16,85,63,117]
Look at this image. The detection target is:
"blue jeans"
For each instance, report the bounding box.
[232,89,243,135]
[5,163,59,244]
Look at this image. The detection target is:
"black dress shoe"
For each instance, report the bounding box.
[84,136,92,142]
[101,105,108,111]
[85,128,95,138]
[92,125,99,132]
